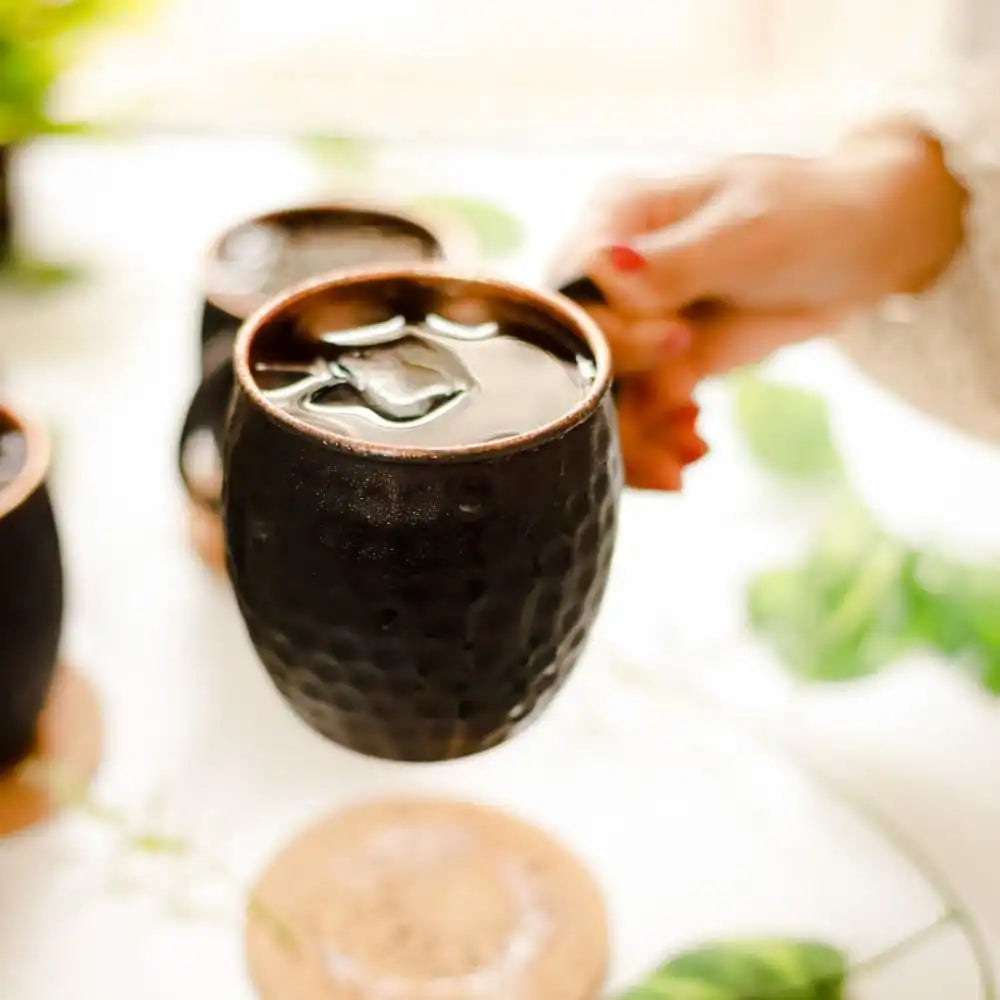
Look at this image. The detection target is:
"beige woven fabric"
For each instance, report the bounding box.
[839,62,1000,443]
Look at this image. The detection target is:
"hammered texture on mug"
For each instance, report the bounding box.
[0,479,63,771]
[225,395,621,762]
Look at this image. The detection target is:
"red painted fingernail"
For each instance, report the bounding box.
[609,244,647,272]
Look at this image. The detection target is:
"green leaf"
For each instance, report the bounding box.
[619,939,847,1000]
[904,553,1000,694]
[748,505,913,682]
[0,255,82,288]
[748,500,1000,695]
[410,195,524,258]
[733,374,842,483]
[4,0,154,41]
[0,46,57,139]
[299,133,376,173]
[37,118,106,137]
[0,0,156,141]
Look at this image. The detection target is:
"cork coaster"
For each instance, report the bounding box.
[0,667,102,836]
[188,501,226,575]
[245,798,609,1000]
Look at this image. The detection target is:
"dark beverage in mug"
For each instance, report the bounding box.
[0,408,63,771]
[252,292,596,448]
[225,269,621,762]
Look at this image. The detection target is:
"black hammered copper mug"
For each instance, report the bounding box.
[224,268,621,762]
[0,407,63,772]
[178,203,462,521]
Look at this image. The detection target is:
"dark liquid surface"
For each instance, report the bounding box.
[207,214,439,317]
[0,416,26,494]
[252,292,596,449]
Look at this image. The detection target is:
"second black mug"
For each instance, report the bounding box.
[177,202,466,564]
[0,406,63,772]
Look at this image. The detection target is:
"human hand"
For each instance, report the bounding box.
[565,120,966,489]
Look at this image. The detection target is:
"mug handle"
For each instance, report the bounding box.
[177,357,234,514]
[201,299,241,364]
[556,273,722,335]
[556,274,604,305]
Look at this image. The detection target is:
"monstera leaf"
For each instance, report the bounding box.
[618,939,847,1000]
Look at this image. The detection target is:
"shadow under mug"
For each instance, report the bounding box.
[0,407,63,772]
[224,268,622,762]
[178,203,463,520]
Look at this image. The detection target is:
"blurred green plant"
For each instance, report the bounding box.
[617,938,847,999]
[298,133,377,175]
[733,372,842,485]
[752,511,1000,693]
[736,376,1000,694]
[0,0,151,282]
[903,552,1000,693]
[410,194,524,259]
[748,503,914,683]
[296,133,525,259]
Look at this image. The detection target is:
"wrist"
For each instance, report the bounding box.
[830,119,968,298]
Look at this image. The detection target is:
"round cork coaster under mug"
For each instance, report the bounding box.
[0,667,103,836]
[245,798,609,1000]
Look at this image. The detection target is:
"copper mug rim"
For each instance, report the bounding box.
[232,264,613,463]
[0,406,50,521]
[202,200,475,320]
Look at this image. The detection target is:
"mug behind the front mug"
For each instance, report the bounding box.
[200,204,454,371]
[224,270,621,762]
[180,203,460,519]
[0,408,63,771]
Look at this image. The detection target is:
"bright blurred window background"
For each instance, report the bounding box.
[61,0,981,151]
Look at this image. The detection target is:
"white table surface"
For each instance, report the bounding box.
[1,135,999,999]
